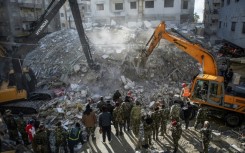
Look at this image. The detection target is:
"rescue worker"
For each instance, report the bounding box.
[121,96,133,131]
[143,114,153,146]
[97,96,106,112]
[180,83,190,102]
[82,104,97,141]
[3,109,18,142]
[170,120,182,153]
[67,122,85,153]
[200,121,212,153]
[130,100,142,137]
[113,102,124,136]
[194,105,208,130]
[99,105,112,143]
[105,100,114,115]
[32,123,49,153]
[113,89,122,103]
[55,121,68,153]
[16,112,29,145]
[182,102,193,129]
[152,107,161,140]
[160,104,169,136]
[170,100,181,122]
[25,119,35,143]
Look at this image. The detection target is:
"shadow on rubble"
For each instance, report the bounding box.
[109,133,135,153]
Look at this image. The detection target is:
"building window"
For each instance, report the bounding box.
[231,22,236,31]
[145,1,154,8]
[235,0,239,3]
[164,0,174,7]
[183,0,188,9]
[227,0,230,5]
[219,21,221,28]
[60,13,64,17]
[62,23,65,27]
[96,4,104,10]
[130,2,136,9]
[242,22,245,34]
[115,3,123,10]
[221,0,224,7]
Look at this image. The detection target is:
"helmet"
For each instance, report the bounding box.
[182,83,187,87]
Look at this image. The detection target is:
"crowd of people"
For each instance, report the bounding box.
[0,90,212,153]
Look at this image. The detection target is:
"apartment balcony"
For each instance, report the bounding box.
[19,2,42,9]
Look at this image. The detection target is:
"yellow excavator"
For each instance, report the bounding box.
[136,21,245,126]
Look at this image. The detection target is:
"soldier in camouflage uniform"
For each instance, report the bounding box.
[32,123,50,153]
[130,100,142,138]
[200,121,211,153]
[113,102,124,136]
[3,110,19,142]
[160,104,169,136]
[143,114,153,146]
[170,120,182,153]
[170,101,181,122]
[16,112,29,145]
[152,107,161,140]
[194,105,208,130]
[55,121,68,153]
[121,96,134,131]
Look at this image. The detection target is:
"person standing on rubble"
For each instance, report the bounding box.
[25,119,35,143]
[121,96,134,131]
[82,104,97,141]
[180,83,191,102]
[97,96,106,112]
[194,105,208,130]
[160,104,169,136]
[170,120,182,153]
[130,100,142,138]
[16,112,29,145]
[99,105,112,143]
[113,89,122,103]
[32,123,49,153]
[142,114,153,147]
[200,121,212,153]
[170,100,181,122]
[105,100,114,115]
[67,122,85,153]
[182,102,193,129]
[113,102,124,136]
[3,110,19,142]
[55,121,68,153]
[152,107,162,140]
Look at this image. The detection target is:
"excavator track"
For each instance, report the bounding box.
[0,100,50,115]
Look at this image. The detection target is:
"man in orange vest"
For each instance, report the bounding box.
[180,83,190,102]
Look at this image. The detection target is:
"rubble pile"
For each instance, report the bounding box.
[24,26,199,101]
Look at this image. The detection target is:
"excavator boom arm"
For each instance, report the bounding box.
[144,21,218,76]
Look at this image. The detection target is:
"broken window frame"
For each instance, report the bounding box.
[130,2,137,9]
[96,4,104,11]
[182,0,188,9]
[231,22,236,32]
[145,0,154,8]
[164,0,174,8]
[115,3,123,11]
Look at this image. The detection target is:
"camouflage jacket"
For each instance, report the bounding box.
[121,102,133,117]
[196,108,208,120]
[200,127,211,142]
[16,117,26,133]
[113,107,124,122]
[152,110,162,125]
[130,106,141,121]
[160,108,170,122]
[143,118,153,134]
[170,104,181,119]
[171,123,182,140]
[32,129,49,146]
[3,115,17,130]
[55,126,68,144]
